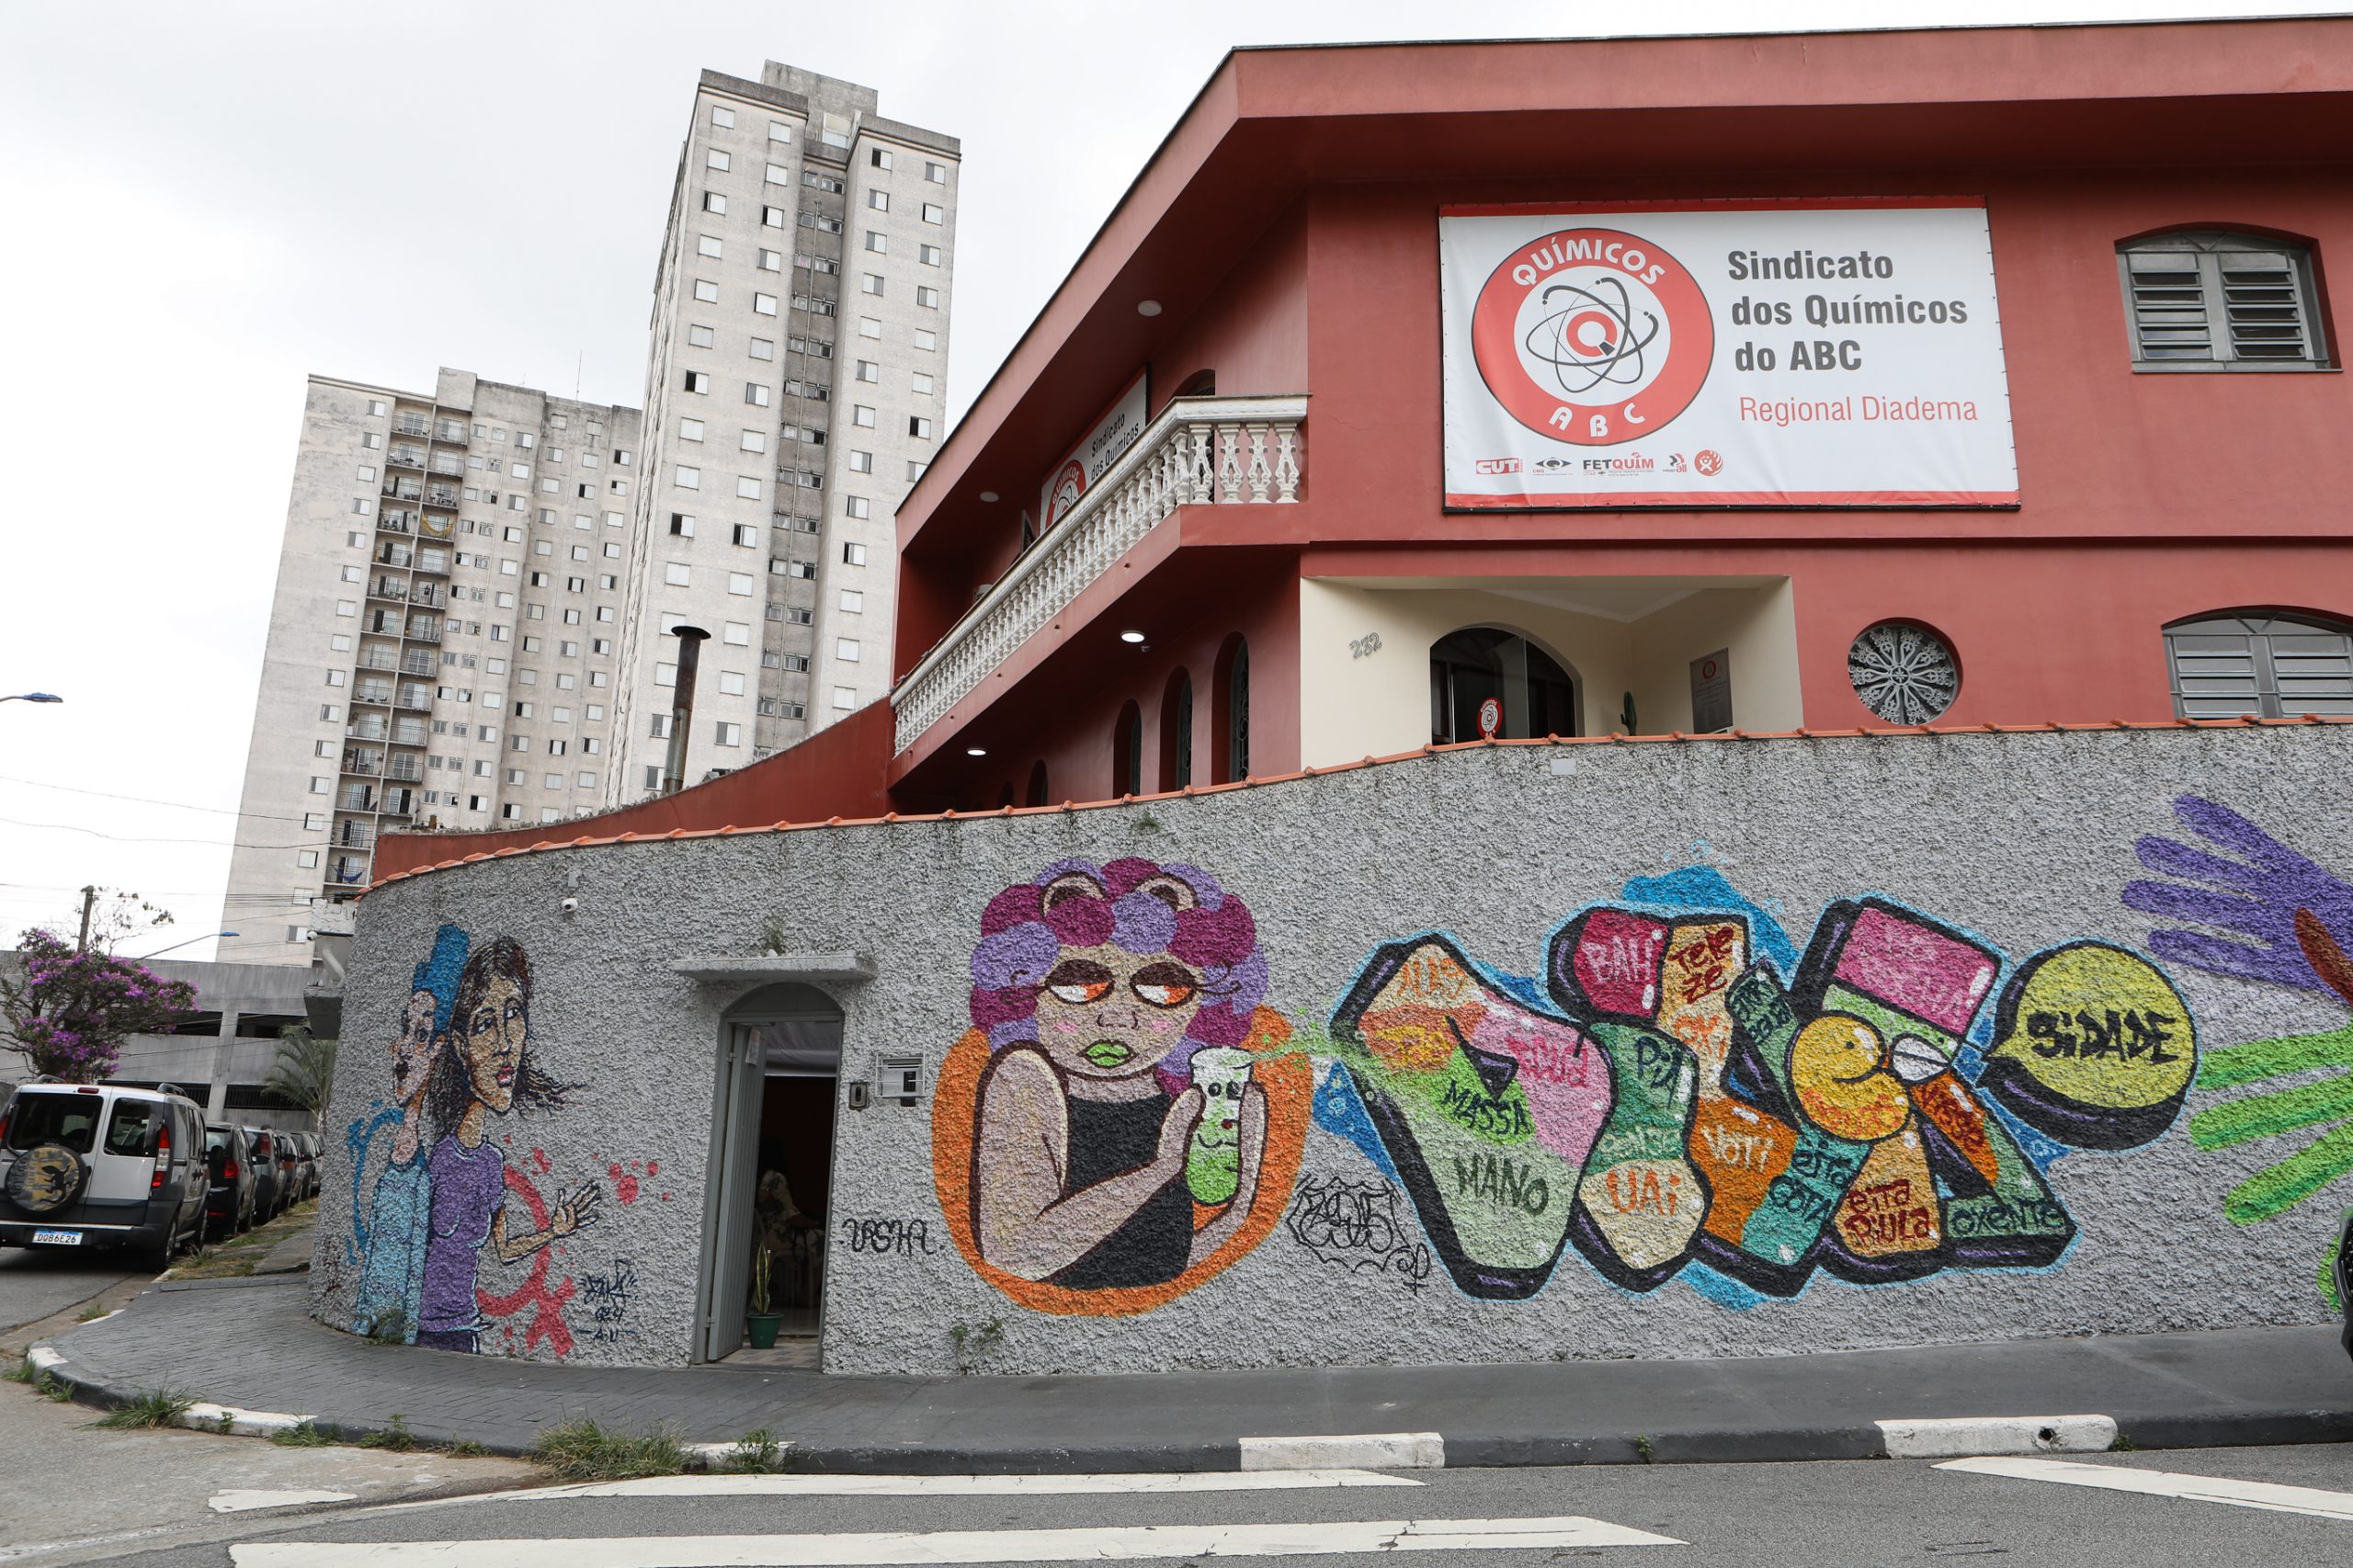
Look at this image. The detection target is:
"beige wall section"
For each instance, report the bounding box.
[1297,576,1802,767]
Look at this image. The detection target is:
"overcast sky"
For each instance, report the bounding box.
[0,1,2333,962]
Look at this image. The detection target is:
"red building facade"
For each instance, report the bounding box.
[377,19,2353,878]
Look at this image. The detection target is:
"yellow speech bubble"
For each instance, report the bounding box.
[1988,942,2195,1118]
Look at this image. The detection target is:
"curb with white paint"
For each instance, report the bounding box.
[1877,1414,2118,1459]
[1241,1432,1446,1470]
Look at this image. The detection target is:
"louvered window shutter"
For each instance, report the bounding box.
[2165,616,2353,719]
[2122,235,2325,368]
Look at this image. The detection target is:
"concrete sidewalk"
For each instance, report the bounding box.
[32,1274,2353,1471]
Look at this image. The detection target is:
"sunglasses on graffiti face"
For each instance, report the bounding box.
[1042,958,1200,1009]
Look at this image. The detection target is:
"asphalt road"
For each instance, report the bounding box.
[97,1443,2353,1567]
[0,1244,141,1336]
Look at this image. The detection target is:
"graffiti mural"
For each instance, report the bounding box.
[929,854,2195,1317]
[932,858,1312,1314]
[2124,793,2353,1224]
[1326,896,2193,1303]
[344,926,606,1354]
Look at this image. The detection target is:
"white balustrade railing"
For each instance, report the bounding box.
[892,395,1304,754]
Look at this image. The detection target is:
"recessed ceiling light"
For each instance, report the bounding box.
[1120,631,1146,644]
[978,491,998,503]
[1136,300,1163,317]
[965,746,987,756]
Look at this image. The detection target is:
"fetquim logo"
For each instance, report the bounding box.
[1471,227,1713,448]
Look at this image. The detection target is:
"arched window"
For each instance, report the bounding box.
[1024,760,1049,808]
[2119,232,2329,369]
[2165,610,2353,719]
[1175,369,1216,399]
[1159,669,1194,790]
[1429,627,1578,743]
[1212,635,1250,783]
[1111,701,1143,796]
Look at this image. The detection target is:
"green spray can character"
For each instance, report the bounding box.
[1186,1047,1255,1205]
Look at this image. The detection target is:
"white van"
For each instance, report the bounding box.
[0,1082,209,1268]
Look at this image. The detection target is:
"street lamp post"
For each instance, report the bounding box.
[129,930,240,961]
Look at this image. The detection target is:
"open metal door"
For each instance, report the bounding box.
[697,1023,766,1363]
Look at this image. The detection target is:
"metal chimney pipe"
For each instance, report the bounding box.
[661,625,711,796]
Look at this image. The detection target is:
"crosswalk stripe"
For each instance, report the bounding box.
[230,1514,1685,1565]
[497,1469,1427,1501]
[1938,1456,2353,1520]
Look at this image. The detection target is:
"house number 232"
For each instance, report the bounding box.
[1349,631,1383,659]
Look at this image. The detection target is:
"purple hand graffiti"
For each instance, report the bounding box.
[2122,795,2353,994]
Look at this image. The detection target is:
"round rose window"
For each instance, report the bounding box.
[1848,621,1959,724]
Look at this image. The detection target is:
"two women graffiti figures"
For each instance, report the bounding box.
[352,927,599,1351]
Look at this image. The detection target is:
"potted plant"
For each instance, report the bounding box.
[745,1240,784,1349]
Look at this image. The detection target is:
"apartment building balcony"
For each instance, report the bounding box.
[426,485,460,508]
[377,513,418,536]
[387,448,425,470]
[394,690,433,711]
[434,421,468,444]
[347,718,389,742]
[376,546,415,570]
[414,554,450,578]
[335,788,376,813]
[427,458,466,479]
[358,651,399,673]
[393,415,432,437]
[400,652,437,676]
[892,395,1305,752]
[330,856,370,887]
[335,823,376,850]
[410,586,446,609]
[404,620,443,643]
[392,720,427,746]
[353,680,393,703]
[385,759,423,782]
[340,751,381,776]
[381,480,423,503]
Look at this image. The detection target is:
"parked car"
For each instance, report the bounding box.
[303,1131,324,1199]
[202,1124,256,1242]
[242,1126,287,1221]
[2336,1206,2353,1361]
[0,1083,209,1268]
[289,1131,319,1203]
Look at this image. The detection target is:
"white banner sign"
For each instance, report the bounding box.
[1040,371,1149,530]
[1439,201,2018,508]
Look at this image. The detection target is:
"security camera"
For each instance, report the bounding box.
[559,897,578,916]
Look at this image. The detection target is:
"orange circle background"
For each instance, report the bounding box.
[930,1008,1311,1317]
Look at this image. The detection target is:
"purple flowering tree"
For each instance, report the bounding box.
[1,929,198,1084]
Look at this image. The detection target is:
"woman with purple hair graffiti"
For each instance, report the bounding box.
[415,936,601,1353]
[968,858,1271,1290]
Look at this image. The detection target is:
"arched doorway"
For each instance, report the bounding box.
[699,983,840,1363]
[1112,701,1143,796]
[1213,635,1250,782]
[1429,626,1580,742]
[1159,668,1194,790]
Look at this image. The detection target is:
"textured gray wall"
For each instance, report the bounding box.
[312,724,2353,1374]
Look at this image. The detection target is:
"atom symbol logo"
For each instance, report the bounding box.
[1468,225,1713,449]
[1523,278,1660,398]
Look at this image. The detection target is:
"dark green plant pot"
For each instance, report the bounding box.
[745,1311,785,1349]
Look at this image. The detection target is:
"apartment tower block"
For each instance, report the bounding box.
[607,65,961,801]
[219,368,642,963]
[220,64,958,962]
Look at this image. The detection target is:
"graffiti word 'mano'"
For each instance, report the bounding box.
[1453,1151,1552,1216]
